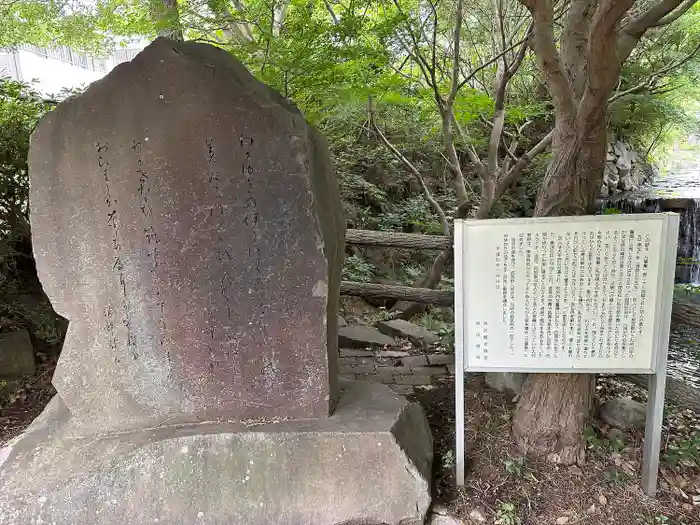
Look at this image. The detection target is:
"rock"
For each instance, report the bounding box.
[620,173,635,192]
[484,372,525,395]
[587,504,596,514]
[377,319,438,346]
[630,165,648,187]
[468,509,487,523]
[0,380,434,525]
[339,325,397,348]
[599,184,610,198]
[613,140,626,156]
[427,354,454,366]
[556,517,569,525]
[429,512,464,525]
[376,350,411,358]
[598,494,608,506]
[27,37,345,430]
[0,330,35,379]
[629,150,638,163]
[617,149,632,171]
[2,38,434,524]
[605,162,619,188]
[607,152,616,161]
[600,398,646,430]
[402,354,429,367]
[338,315,348,327]
[607,427,625,443]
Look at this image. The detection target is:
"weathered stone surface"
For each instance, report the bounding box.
[0,330,35,379]
[28,38,344,431]
[605,162,619,188]
[620,173,634,192]
[0,381,432,525]
[484,372,526,395]
[376,350,411,358]
[411,366,448,377]
[339,349,375,358]
[427,354,454,366]
[339,325,396,348]
[402,355,428,367]
[377,319,438,346]
[338,315,348,327]
[429,512,465,525]
[599,398,646,430]
[617,148,632,171]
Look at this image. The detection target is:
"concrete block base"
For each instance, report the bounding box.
[0,381,432,525]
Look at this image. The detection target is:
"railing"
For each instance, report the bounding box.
[16,44,107,72]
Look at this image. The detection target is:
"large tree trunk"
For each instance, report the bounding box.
[513,374,595,464]
[511,120,608,465]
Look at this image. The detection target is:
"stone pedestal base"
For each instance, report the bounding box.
[0,381,432,525]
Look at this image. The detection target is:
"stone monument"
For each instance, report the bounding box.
[0,38,432,524]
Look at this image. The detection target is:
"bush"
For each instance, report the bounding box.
[0,79,65,345]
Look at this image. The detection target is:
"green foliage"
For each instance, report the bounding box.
[0,79,51,275]
[418,311,454,351]
[602,207,622,215]
[584,426,626,456]
[494,503,520,525]
[503,456,525,477]
[441,449,455,469]
[341,254,376,283]
[602,468,630,486]
[675,283,700,295]
[0,78,66,345]
[663,432,700,468]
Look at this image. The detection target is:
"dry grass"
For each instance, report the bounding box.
[412,376,700,525]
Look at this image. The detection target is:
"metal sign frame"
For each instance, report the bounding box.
[454,213,679,496]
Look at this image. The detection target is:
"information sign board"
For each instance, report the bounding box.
[454,213,679,497]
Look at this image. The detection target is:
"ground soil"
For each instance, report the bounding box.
[410,375,700,525]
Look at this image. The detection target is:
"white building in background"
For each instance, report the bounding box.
[0,42,146,96]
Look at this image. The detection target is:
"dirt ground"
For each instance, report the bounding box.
[1,363,698,525]
[411,375,700,525]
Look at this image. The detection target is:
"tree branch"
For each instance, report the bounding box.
[520,0,576,119]
[448,0,464,105]
[495,129,554,200]
[618,0,697,63]
[654,0,697,26]
[323,0,339,24]
[609,40,700,102]
[369,98,451,237]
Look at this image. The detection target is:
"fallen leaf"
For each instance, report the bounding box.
[587,504,596,515]
[556,517,569,525]
[599,494,608,506]
[682,503,693,511]
[468,509,486,523]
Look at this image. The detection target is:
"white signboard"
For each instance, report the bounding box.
[454,213,679,497]
[456,214,672,373]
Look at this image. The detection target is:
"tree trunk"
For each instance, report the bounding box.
[513,374,595,464]
[511,121,607,465]
[151,0,184,41]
